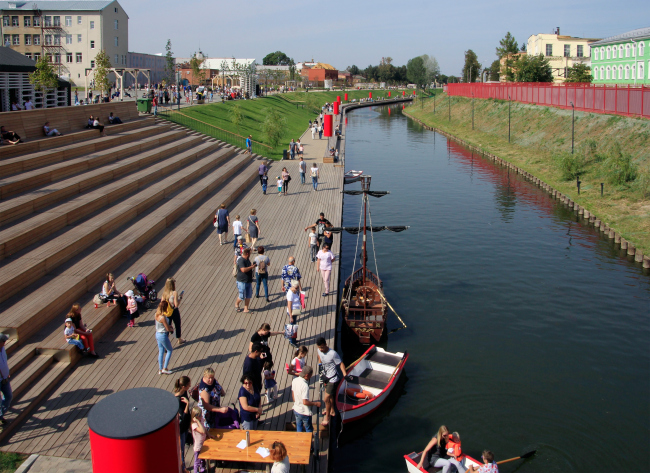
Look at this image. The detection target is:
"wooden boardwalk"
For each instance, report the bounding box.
[1,123,342,472]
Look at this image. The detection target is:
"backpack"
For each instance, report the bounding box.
[257,257,267,274]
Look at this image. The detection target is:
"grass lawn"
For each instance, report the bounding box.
[0,452,26,473]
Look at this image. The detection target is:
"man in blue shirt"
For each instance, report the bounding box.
[281,257,302,293]
[246,135,252,155]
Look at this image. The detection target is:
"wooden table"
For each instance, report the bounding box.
[199,429,312,472]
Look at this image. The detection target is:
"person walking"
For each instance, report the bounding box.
[316,243,335,296]
[254,246,270,302]
[318,122,323,139]
[310,163,319,191]
[281,167,291,196]
[298,157,306,185]
[286,280,302,325]
[291,366,321,433]
[235,248,255,313]
[316,337,346,426]
[246,135,253,155]
[154,301,174,375]
[246,209,261,250]
[289,139,296,160]
[311,124,316,140]
[261,172,269,195]
[281,257,302,293]
[258,161,268,185]
[215,204,230,245]
[161,278,185,345]
[297,139,303,158]
[0,334,12,425]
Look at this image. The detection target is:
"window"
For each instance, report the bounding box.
[44,15,51,26]
[612,46,616,59]
[625,44,630,57]
[11,16,18,26]
[638,62,644,79]
[114,54,119,64]
[593,68,598,80]
[12,34,19,45]
[77,34,82,43]
[46,53,52,62]
[114,36,118,47]
[619,45,623,57]
[600,47,604,59]
[114,19,118,30]
[24,34,31,45]
[76,52,82,63]
[23,16,30,27]
[594,48,598,60]
[77,15,82,24]
[618,65,623,79]
[640,42,645,57]
[25,53,31,59]
[546,44,553,56]
[33,52,40,61]
[33,16,40,26]
[624,65,629,79]
[53,34,61,45]
[66,34,72,44]
[564,44,570,57]
[53,16,60,26]
[90,20,94,29]
[606,46,610,59]
[44,34,52,45]
[600,66,604,80]
[577,45,583,58]
[90,40,95,49]
[33,34,40,45]
[91,60,95,68]
[66,52,72,63]
[631,64,635,78]
[2,17,8,27]
[54,53,60,64]
[631,43,636,57]
[65,16,71,26]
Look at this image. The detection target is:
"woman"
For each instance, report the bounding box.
[297,139,303,158]
[198,367,229,429]
[214,203,230,246]
[91,116,106,136]
[161,278,185,344]
[286,280,302,325]
[468,451,498,473]
[43,121,61,137]
[316,243,335,296]
[68,303,98,357]
[101,273,126,313]
[281,167,290,196]
[238,374,262,430]
[417,425,457,473]
[310,163,319,191]
[253,247,270,302]
[270,441,290,473]
[246,209,261,250]
[154,300,174,375]
[173,375,191,473]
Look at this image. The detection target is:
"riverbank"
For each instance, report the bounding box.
[404,93,650,255]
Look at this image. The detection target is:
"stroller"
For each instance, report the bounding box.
[126,273,157,309]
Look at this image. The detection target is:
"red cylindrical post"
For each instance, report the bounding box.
[336,95,341,103]
[89,388,180,473]
[344,93,348,101]
[369,92,372,99]
[403,91,405,96]
[323,114,333,137]
[333,101,339,114]
[388,91,391,97]
[413,90,416,96]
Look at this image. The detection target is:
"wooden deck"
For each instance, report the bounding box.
[1,123,342,472]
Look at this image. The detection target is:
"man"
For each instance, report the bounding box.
[286,280,302,326]
[289,139,296,160]
[304,213,332,249]
[235,248,255,313]
[316,337,346,427]
[246,135,252,155]
[291,366,322,433]
[215,204,230,245]
[243,343,264,393]
[258,161,269,185]
[298,157,306,185]
[0,126,22,145]
[281,256,302,293]
[24,99,34,110]
[0,334,12,425]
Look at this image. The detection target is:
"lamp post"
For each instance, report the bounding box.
[472,92,474,130]
[176,65,181,110]
[508,94,511,143]
[570,101,575,154]
[448,94,451,122]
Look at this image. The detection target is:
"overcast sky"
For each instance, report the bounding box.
[124,0,649,75]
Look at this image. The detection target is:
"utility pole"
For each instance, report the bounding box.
[472,93,475,130]
[570,101,575,154]
[508,94,511,143]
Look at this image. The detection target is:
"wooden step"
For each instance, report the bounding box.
[0,143,235,302]
[7,354,55,400]
[0,132,201,226]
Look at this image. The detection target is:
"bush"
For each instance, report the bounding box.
[261,108,286,149]
[554,151,586,180]
[604,144,637,185]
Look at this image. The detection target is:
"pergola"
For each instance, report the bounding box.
[84,68,151,101]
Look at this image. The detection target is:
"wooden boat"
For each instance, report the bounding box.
[344,170,363,184]
[336,345,407,424]
[404,451,482,473]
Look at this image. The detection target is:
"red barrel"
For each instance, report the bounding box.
[369,92,372,99]
[344,93,348,101]
[89,387,180,473]
[336,95,341,103]
[403,91,405,96]
[333,101,339,114]
[388,91,391,97]
[323,114,333,137]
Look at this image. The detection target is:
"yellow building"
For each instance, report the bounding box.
[526,29,600,82]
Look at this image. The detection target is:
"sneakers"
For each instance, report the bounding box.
[127,320,134,327]
[161,369,172,375]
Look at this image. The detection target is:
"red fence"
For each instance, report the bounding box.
[447,83,650,119]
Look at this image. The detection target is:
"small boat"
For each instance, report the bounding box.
[336,345,407,424]
[404,451,482,473]
[344,170,363,184]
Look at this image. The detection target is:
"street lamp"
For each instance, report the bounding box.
[570,101,575,154]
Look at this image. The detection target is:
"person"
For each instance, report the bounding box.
[243,343,264,394]
[246,209,261,250]
[91,116,106,136]
[235,247,255,313]
[125,290,139,328]
[246,135,252,155]
[108,112,123,124]
[297,139,303,158]
[318,122,323,139]
[289,139,296,160]
[335,149,339,162]
[161,278,185,344]
[417,425,457,473]
[74,91,79,105]
[270,441,290,473]
[101,273,126,313]
[288,345,308,376]
[238,374,262,430]
[446,432,467,473]
[304,213,331,248]
[308,229,318,264]
[316,243,335,296]
[316,337,346,426]
[191,406,211,473]
[43,121,61,137]
[249,323,282,362]
[263,360,277,402]
[468,451,498,473]
[261,172,269,195]
[173,376,192,473]
[0,126,22,145]
[281,167,290,196]
[322,228,334,251]
[311,124,316,140]
[68,303,98,357]
[298,157,306,185]
[254,246,270,302]
[281,257,302,293]
[291,365,321,432]
[152,95,158,116]
[0,334,12,425]
[24,99,34,110]
[85,115,94,128]
[154,300,174,375]
[64,318,88,353]
[286,280,302,325]
[232,215,243,249]
[310,163,319,191]
[276,176,283,195]
[197,367,228,428]
[215,203,230,245]
[258,161,268,185]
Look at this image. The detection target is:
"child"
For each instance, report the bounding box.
[261,172,269,195]
[263,360,277,403]
[64,318,88,353]
[276,176,283,195]
[446,432,465,470]
[191,406,210,473]
[125,290,139,327]
[308,230,318,263]
[287,346,308,376]
[232,215,243,249]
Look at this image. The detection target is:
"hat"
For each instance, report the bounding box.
[65,318,73,323]
[125,290,134,297]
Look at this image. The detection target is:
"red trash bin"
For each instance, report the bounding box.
[344,93,348,101]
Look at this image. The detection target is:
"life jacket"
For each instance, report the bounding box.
[446,435,463,460]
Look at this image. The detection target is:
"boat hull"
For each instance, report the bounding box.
[404,451,482,473]
[341,269,386,344]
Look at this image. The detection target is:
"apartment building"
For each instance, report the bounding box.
[0,0,128,85]
[590,27,650,85]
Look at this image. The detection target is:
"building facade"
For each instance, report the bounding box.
[526,30,600,82]
[127,52,169,86]
[0,0,128,86]
[590,27,650,85]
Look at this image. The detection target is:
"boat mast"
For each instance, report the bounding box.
[361,176,370,299]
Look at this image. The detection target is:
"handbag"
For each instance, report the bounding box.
[286,174,291,181]
[245,234,251,243]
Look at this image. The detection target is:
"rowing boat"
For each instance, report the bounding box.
[404,451,482,473]
[344,170,363,184]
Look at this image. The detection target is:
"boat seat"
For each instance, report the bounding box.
[367,350,401,367]
[348,368,392,390]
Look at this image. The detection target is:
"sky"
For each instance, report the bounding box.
[123,0,649,76]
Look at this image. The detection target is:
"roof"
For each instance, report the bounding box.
[590,27,650,46]
[0,46,36,72]
[312,62,336,70]
[0,1,114,11]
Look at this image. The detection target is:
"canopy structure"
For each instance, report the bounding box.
[84,68,151,102]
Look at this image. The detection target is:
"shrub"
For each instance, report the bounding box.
[554,151,586,180]
[604,144,637,185]
[261,108,286,149]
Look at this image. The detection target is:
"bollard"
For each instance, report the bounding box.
[578,207,584,215]
[635,248,643,263]
[615,233,621,243]
[643,256,650,269]
[594,219,601,228]
[608,229,615,239]
[583,210,590,219]
[589,215,596,224]
[620,238,628,250]
[627,244,636,256]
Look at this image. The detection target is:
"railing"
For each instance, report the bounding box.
[447,83,650,119]
[346,267,383,289]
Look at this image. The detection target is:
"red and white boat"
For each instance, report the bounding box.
[344,170,363,184]
[336,345,407,424]
[404,451,482,473]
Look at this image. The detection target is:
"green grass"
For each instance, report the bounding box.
[0,452,26,473]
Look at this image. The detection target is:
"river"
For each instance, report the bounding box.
[332,104,650,473]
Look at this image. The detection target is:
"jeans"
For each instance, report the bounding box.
[67,339,86,351]
[256,273,268,298]
[0,379,12,418]
[242,419,258,430]
[283,179,289,194]
[300,172,305,184]
[312,176,318,190]
[156,332,173,370]
[233,235,241,249]
[294,412,313,432]
[310,244,318,262]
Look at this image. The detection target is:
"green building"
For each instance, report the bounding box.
[590,27,649,85]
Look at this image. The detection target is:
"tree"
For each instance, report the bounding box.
[496,32,519,59]
[93,49,112,96]
[189,52,206,86]
[520,42,527,52]
[421,54,440,87]
[378,57,396,84]
[164,39,175,85]
[230,103,244,134]
[565,63,592,83]
[515,54,553,82]
[461,49,481,82]
[406,56,427,88]
[29,55,58,98]
[347,65,360,76]
[263,51,292,66]
[489,59,501,81]
[261,108,286,148]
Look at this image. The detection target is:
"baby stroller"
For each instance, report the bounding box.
[126,273,157,309]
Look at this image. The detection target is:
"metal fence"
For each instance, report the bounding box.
[447,83,650,119]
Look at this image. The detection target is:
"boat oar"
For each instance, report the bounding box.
[375,290,407,333]
[496,450,537,465]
